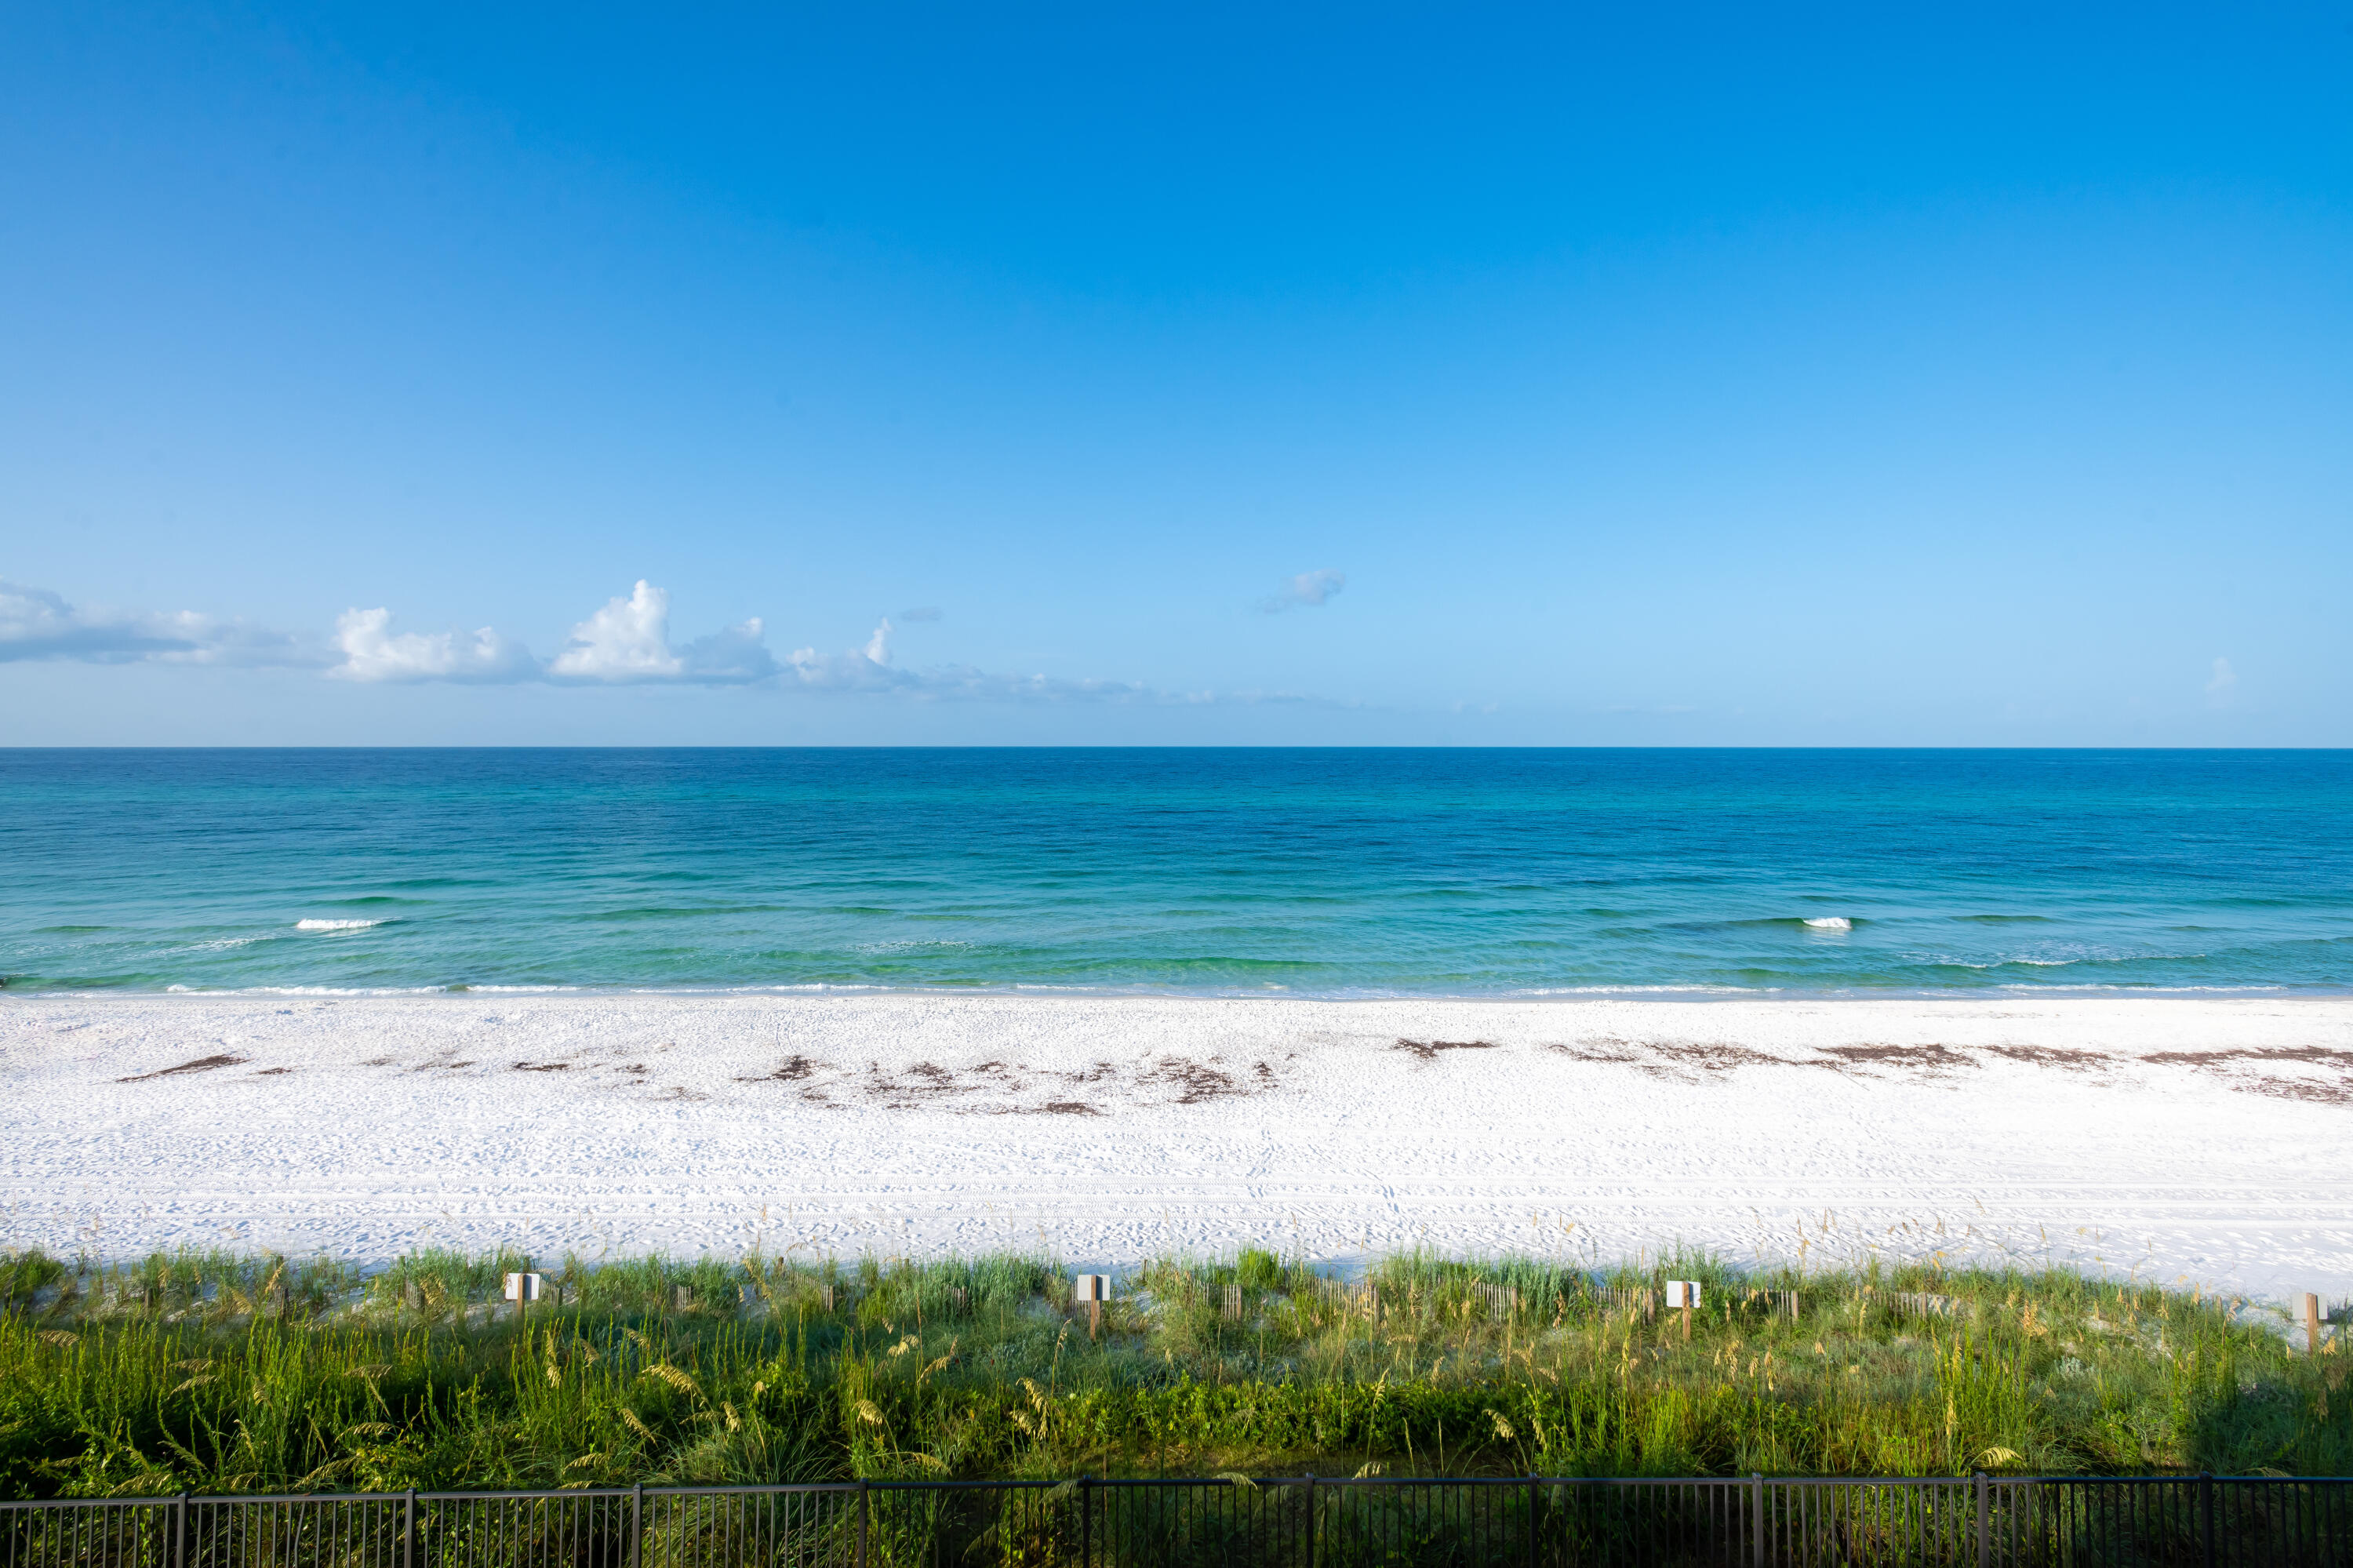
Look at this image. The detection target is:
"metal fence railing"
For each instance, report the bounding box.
[2,1473,2348,1568]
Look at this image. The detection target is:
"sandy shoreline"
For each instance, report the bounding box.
[3,991,2348,1302]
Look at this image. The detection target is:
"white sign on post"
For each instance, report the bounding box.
[504,1272,543,1303]
[1664,1280,1702,1309]
[1071,1273,1110,1337]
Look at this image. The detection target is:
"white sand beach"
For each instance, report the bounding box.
[3,991,2348,1304]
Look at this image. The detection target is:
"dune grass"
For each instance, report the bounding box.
[0,1245,2344,1499]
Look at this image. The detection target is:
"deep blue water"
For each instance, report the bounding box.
[2,749,2348,995]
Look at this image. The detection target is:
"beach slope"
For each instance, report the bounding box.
[4,992,2348,1301]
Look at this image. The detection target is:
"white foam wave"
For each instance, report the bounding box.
[1995,982,2288,994]
[163,984,444,996]
[1936,953,2204,970]
[1802,917,1853,931]
[1518,984,1769,996]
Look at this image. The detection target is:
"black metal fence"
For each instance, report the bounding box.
[3,1474,2348,1568]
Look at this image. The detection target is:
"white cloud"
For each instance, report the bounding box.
[329,607,540,683]
[1259,568,1346,613]
[546,580,778,685]
[10,577,1339,709]
[780,628,1333,708]
[329,580,778,686]
[676,617,781,684]
[548,580,683,681]
[787,619,912,692]
[2205,656,2236,696]
[0,580,318,668]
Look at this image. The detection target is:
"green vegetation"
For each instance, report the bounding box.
[0,1246,2344,1499]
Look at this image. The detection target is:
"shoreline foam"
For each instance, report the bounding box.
[5,991,2348,1302]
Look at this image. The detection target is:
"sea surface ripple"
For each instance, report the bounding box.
[2,748,2348,996]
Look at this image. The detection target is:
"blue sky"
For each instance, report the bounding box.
[3,2,2348,744]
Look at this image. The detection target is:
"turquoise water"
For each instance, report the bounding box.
[2,748,2348,995]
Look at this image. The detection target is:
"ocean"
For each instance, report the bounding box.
[2,748,2348,996]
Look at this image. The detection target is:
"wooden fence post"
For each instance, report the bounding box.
[2304,1293,2322,1357]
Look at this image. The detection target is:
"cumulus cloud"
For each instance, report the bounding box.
[544,580,779,685]
[675,617,781,684]
[784,618,909,692]
[9,576,1343,709]
[547,580,683,681]
[329,608,540,684]
[0,580,317,667]
[329,580,778,686]
[1258,568,1346,613]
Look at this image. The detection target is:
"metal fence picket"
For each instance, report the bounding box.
[4,1475,2348,1567]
